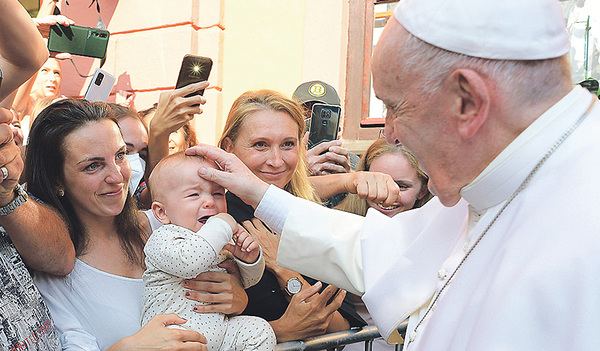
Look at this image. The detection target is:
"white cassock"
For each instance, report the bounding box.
[255,86,600,350]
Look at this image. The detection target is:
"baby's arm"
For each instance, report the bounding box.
[213,213,260,264]
[144,219,233,279]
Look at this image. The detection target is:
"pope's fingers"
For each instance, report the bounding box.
[186,143,227,163]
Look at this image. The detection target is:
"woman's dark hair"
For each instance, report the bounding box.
[108,103,149,135]
[25,98,145,264]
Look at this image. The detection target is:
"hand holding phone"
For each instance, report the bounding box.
[308,103,341,149]
[47,24,109,59]
[84,69,115,102]
[175,55,213,97]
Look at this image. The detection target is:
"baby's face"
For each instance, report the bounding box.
[161,159,227,232]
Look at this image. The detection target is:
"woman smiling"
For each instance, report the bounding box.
[218,90,365,342]
[28,99,208,350]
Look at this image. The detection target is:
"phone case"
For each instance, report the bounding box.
[175,55,213,97]
[308,103,341,148]
[47,24,110,59]
[84,69,115,102]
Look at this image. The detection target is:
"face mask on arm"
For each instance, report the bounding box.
[126,153,146,195]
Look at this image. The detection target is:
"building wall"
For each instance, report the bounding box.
[57,0,349,146]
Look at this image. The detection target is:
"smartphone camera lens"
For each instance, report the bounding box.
[95,73,104,86]
[322,109,332,119]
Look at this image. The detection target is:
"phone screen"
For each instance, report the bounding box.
[308,104,341,149]
[175,55,213,97]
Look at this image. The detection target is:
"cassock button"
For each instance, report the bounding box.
[437,269,447,279]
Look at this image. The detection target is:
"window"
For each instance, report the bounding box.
[342,0,398,150]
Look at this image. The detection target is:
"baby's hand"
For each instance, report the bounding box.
[224,228,260,264]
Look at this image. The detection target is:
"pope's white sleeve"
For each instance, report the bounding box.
[255,185,366,295]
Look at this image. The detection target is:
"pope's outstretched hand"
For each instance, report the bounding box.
[185,144,269,208]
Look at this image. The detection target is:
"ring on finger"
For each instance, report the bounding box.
[0,166,8,181]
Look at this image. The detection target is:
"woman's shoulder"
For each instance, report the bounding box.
[34,259,143,294]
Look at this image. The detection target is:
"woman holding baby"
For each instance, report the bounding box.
[28,97,213,350]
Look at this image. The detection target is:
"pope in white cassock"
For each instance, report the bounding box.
[187,0,600,349]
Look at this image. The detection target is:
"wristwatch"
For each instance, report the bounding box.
[284,277,303,296]
[0,184,28,216]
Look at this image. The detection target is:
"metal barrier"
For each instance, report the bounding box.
[276,322,407,351]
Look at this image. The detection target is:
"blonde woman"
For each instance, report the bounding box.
[218,89,366,342]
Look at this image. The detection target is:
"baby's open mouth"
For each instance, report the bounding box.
[198,215,213,224]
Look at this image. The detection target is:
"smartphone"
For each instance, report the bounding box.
[308,103,341,149]
[175,55,213,98]
[47,24,110,59]
[84,69,115,102]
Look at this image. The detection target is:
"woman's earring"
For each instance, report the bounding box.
[57,189,65,197]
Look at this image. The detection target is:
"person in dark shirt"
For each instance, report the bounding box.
[218,89,365,342]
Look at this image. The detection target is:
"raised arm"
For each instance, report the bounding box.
[0,107,74,275]
[0,0,48,102]
[146,81,208,180]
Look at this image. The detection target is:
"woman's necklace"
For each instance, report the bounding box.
[406,98,596,348]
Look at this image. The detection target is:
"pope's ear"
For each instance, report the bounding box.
[221,137,234,153]
[449,69,490,139]
[151,201,171,225]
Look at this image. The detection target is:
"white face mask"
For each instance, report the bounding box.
[126,153,146,195]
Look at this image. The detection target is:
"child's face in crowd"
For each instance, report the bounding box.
[156,159,227,232]
[33,58,62,99]
[60,120,131,221]
[366,152,427,217]
[224,110,299,189]
[168,128,186,155]
[118,116,148,160]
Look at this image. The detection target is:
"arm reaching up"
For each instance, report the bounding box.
[0,0,48,101]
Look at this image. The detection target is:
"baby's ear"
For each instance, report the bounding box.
[151,202,171,225]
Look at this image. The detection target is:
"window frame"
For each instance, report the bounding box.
[342,0,396,151]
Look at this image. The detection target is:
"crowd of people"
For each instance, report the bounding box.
[1,0,600,350]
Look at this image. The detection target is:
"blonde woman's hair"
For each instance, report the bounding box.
[219,89,320,203]
[337,139,432,216]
